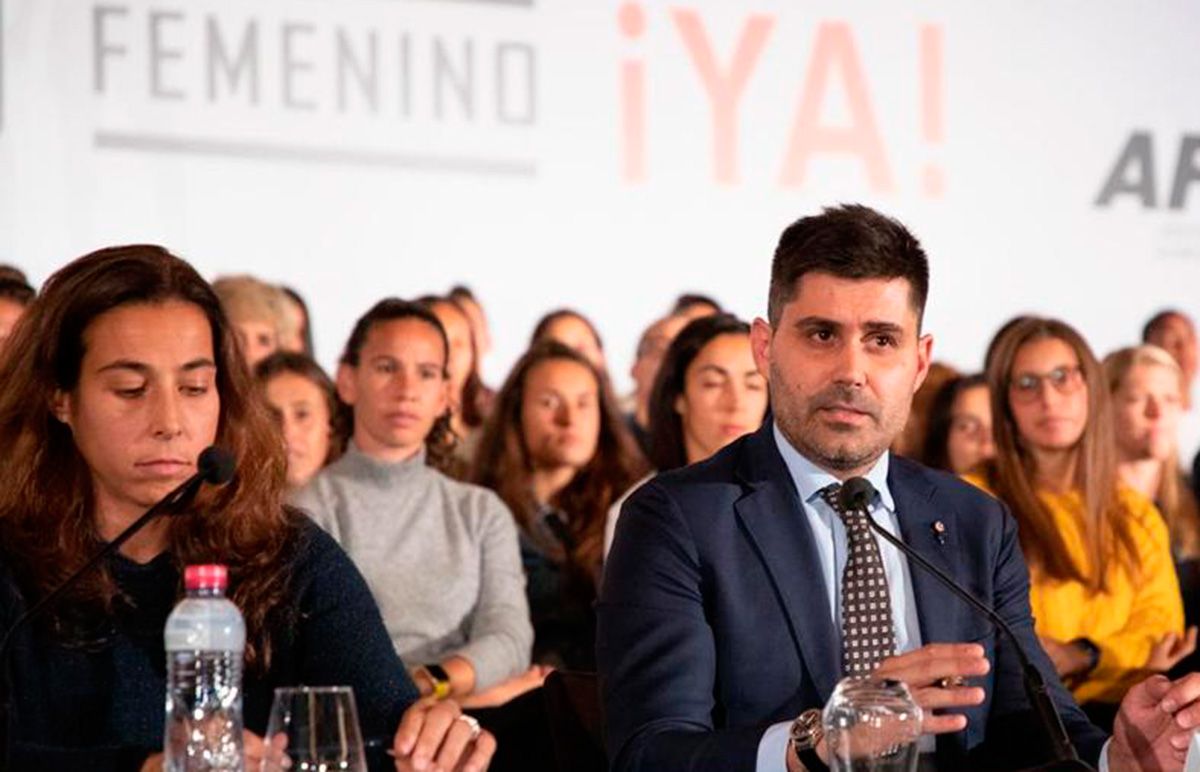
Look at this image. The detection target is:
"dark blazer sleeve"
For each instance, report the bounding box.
[976,496,1109,766]
[596,481,771,772]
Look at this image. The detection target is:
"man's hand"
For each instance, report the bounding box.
[873,643,990,735]
[1109,672,1200,772]
[393,697,495,772]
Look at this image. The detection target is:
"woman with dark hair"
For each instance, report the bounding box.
[0,247,492,770]
[529,308,606,372]
[967,316,1185,725]
[254,350,347,489]
[294,298,534,707]
[604,314,768,555]
[920,373,994,475]
[472,341,644,668]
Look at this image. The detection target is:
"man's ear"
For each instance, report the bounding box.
[50,390,72,427]
[335,364,358,407]
[750,318,773,380]
[913,333,935,395]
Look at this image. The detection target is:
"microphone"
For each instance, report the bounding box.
[0,446,235,763]
[838,477,1085,769]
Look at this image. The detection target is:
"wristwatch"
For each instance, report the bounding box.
[420,663,452,700]
[789,708,829,772]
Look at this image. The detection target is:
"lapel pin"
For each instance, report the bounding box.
[932,520,947,545]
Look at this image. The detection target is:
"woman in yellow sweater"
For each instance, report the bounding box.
[968,316,1186,726]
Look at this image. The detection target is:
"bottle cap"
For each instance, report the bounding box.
[184,564,228,592]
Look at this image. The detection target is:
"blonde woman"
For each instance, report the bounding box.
[1105,344,1200,667]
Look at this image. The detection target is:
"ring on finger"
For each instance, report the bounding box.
[456,713,482,741]
[934,676,967,689]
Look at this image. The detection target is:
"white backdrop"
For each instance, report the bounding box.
[2,0,1200,444]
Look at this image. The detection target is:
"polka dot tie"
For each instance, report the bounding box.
[820,482,897,677]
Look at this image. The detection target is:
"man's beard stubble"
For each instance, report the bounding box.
[769,362,898,473]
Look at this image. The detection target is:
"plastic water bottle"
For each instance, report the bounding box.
[163,564,246,771]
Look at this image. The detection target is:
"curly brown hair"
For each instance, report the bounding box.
[0,245,301,670]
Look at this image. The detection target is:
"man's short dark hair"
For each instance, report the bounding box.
[1142,309,1192,343]
[767,204,929,327]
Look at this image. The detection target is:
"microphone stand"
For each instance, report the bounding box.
[0,456,226,766]
[839,479,1089,770]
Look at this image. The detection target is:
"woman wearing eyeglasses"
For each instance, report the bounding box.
[966,317,1185,729]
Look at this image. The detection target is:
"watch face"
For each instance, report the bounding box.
[790,708,824,749]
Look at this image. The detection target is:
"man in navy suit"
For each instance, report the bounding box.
[597,205,1200,772]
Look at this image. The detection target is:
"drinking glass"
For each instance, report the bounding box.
[261,686,366,772]
[823,677,923,772]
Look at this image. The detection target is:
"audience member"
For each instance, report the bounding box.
[1106,345,1200,637]
[1144,311,1198,409]
[623,313,688,455]
[0,276,35,350]
[670,292,722,320]
[920,374,994,474]
[892,361,958,457]
[294,298,535,707]
[473,341,644,669]
[450,285,497,418]
[971,317,1186,725]
[255,351,346,490]
[279,286,313,355]
[984,314,1035,372]
[212,275,294,368]
[0,246,492,769]
[450,285,493,362]
[529,309,606,373]
[605,314,768,554]
[0,264,29,284]
[420,295,488,468]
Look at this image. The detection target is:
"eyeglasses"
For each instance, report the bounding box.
[1008,365,1084,403]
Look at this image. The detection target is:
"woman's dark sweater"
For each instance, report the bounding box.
[0,517,418,770]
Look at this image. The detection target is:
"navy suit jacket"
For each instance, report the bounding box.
[596,423,1108,771]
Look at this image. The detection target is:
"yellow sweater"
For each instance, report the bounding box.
[964,475,1183,704]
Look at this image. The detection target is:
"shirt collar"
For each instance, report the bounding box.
[771,421,895,513]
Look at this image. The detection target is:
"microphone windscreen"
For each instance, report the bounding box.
[839,477,876,513]
[197,447,236,485]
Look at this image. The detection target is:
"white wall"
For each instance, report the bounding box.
[2,0,1199,443]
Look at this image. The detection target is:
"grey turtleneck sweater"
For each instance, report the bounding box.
[292,444,532,691]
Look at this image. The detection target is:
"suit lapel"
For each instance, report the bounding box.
[889,459,964,647]
[734,425,841,699]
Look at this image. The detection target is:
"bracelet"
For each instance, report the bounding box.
[420,663,453,700]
